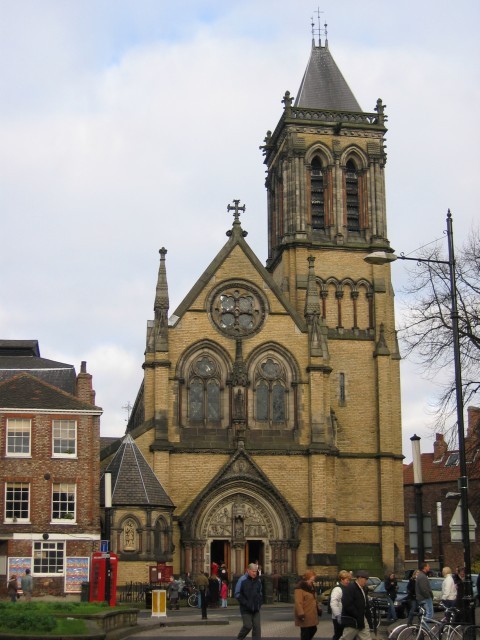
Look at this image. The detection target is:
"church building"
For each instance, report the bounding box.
[101,32,404,583]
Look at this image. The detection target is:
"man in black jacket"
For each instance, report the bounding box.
[235,563,263,639]
[340,570,373,640]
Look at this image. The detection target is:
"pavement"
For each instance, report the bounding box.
[108,604,394,640]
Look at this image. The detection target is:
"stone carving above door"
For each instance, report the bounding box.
[202,494,273,539]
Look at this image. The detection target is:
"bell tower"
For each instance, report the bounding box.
[262,36,389,313]
[261,32,404,573]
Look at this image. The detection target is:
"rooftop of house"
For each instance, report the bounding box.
[0,339,76,393]
[404,407,480,484]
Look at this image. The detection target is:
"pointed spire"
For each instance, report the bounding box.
[295,41,362,111]
[154,247,169,352]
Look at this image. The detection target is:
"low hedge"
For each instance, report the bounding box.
[0,609,57,632]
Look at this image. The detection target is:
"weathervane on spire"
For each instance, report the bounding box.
[311,8,328,47]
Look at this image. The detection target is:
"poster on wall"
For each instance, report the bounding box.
[8,557,32,580]
[65,557,90,593]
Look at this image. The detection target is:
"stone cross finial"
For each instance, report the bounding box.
[227,199,246,223]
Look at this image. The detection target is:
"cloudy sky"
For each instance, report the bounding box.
[1,0,479,460]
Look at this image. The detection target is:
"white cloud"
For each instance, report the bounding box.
[1,0,479,445]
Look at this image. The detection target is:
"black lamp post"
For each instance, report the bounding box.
[436,501,444,573]
[411,434,425,567]
[104,472,112,606]
[365,211,473,622]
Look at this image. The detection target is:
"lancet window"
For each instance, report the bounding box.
[253,356,289,426]
[345,159,360,231]
[188,355,221,424]
[310,156,325,231]
[153,516,170,557]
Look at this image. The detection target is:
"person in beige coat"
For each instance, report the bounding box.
[294,570,320,640]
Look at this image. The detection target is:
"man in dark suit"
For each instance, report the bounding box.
[340,569,373,640]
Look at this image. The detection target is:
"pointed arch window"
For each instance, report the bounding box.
[310,156,325,231]
[254,357,286,424]
[153,516,172,560]
[345,159,360,231]
[188,355,221,424]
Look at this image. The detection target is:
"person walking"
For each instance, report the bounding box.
[415,562,434,620]
[166,575,180,610]
[20,569,33,602]
[294,570,320,640]
[330,570,351,640]
[441,566,457,610]
[7,575,18,602]
[339,569,373,640]
[195,571,209,620]
[235,563,263,639]
[406,570,419,625]
[384,572,398,621]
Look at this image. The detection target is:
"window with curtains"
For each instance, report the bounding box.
[6,419,31,456]
[52,419,77,456]
[52,482,76,522]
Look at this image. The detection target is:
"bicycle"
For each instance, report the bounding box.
[369,597,383,631]
[395,605,465,640]
[187,587,199,608]
[394,606,440,640]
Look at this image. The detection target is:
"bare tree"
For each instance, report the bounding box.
[399,227,480,436]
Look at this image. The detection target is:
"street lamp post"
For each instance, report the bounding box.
[104,472,112,606]
[365,210,473,622]
[411,434,425,567]
[436,501,444,573]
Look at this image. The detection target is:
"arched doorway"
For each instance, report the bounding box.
[178,450,301,578]
[181,491,300,576]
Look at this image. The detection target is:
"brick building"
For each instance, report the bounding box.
[0,340,102,596]
[403,406,480,573]
[101,35,404,583]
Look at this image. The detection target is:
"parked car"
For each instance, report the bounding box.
[429,575,478,610]
[320,575,382,605]
[367,577,382,592]
[368,580,410,619]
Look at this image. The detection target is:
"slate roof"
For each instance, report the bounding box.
[404,448,480,485]
[294,44,362,112]
[0,372,101,411]
[0,339,76,394]
[0,340,40,356]
[102,434,174,508]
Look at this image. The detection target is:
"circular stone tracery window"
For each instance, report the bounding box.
[208,282,267,338]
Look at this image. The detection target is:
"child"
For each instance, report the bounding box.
[220,579,228,608]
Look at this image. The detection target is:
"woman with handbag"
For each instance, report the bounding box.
[294,570,321,640]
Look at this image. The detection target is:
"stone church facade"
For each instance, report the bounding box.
[101,36,404,583]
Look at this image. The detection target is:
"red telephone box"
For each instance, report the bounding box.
[89,551,118,606]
